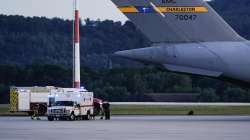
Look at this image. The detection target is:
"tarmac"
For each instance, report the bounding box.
[0,115,250,140]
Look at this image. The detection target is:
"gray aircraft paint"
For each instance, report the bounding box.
[115,41,250,82]
[111,0,250,84]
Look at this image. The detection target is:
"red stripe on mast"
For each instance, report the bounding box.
[74,81,80,88]
[74,10,80,43]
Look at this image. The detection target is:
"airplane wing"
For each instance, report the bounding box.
[111,0,245,43]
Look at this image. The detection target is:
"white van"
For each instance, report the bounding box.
[47,88,94,121]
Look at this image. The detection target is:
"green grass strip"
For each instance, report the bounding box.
[111,105,250,115]
[1,104,250,116]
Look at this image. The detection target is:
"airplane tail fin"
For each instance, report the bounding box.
[111,0,244,43]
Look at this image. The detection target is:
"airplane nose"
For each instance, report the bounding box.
[114,48,147,61]
[114,47,159,63]
[114,50,134,59]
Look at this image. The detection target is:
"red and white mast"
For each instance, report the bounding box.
[73,0,80,88]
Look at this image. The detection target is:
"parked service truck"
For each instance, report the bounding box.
[47,88,94,121]
[10,86,106,120]
[10,86,55,115]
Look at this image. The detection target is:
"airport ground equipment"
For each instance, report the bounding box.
[9,86,56,115]
[9,86,100,118]
[47,88,94,121]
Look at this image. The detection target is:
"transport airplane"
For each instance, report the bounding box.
[111,0,250,86]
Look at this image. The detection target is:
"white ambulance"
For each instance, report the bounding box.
[47,88,94,121]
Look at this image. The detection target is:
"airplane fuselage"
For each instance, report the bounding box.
[115,41,250,84]
[111,0,249,86]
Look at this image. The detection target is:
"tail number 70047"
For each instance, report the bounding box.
[175,15,197,21]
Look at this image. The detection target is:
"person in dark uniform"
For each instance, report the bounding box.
[100,107,104,120]
[102,101,110,120]
[31,104,40,120]
[93,99,102,120]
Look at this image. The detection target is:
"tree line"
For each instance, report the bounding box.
[0,65,250,103]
